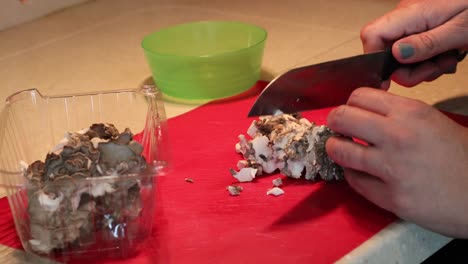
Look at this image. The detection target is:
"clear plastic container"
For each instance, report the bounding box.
[0,85,169,262]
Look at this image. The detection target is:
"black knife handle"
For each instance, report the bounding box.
[381,49,467,81]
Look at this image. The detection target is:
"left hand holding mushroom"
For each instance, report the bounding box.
[325,87,468,238]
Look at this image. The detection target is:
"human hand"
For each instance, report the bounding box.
[360,0,468,87]
[325,88,468,238]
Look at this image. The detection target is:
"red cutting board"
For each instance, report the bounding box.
[1,81,467,263]
[110,81,397,263]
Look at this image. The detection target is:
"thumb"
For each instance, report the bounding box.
[393,11,468,63]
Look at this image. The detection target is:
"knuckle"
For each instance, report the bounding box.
[334,105,348,118]
[392,129,413,150]
[327,105,348,128]
[359,24,380,51]
[327,139,347,164]
[386,125,414,152]
[327,139,356,168]
[349,87,367,102]
[340,145,366,171]
[424,71,442,82]
[359,25,372,43]
[350,147,365,169]
[418,32,438,53]
[405,99,434,118]
[349,87,382,105]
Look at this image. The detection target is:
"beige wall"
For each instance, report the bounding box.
[0,0,89,31]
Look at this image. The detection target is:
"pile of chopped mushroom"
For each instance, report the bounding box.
[230,113,344,196]
[23,123,148,254]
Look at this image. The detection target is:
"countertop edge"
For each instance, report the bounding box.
[335,220,452,264]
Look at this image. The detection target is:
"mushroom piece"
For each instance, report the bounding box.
[272,178,283,187]
[232,113,344,182]
[23,123,148,254]
[230,167,257,182]
[85,123,119,140]
[185,178,194,183]
[226,185,243,196]
[267,187,285,196]
[98,142,138,170]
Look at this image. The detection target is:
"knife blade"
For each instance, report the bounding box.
[247,49,466,117]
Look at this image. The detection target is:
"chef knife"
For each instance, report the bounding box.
[248,49,466,117]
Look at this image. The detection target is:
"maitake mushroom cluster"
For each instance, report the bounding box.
[232,113,344,183]
[22,123,148,254]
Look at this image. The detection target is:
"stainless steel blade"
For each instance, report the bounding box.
[248,49,467,117]
[248,50,396,117]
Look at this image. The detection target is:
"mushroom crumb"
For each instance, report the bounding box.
[230,167,257,182]
[233,113,344,181]
[272,178,283,187]
[267,187,284,196]
[23,123,148,254]
[226,185,243,196]
[185,178,194,183]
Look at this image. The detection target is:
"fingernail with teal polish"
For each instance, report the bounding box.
[398,43,415,59]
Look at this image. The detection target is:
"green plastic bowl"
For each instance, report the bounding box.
[141,21,267,103]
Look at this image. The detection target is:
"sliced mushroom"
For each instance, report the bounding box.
[24,123,148,254]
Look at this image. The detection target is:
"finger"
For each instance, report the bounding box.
[344,168,391,211]
[391,54,459,87]
[380,80,391,90]
[360,1,467,53]
[327,105,388,145]
[392,61,440,87]
[359,6,413,53]
[435,51,460,74]
[326,137,385,179]
[423,71,443,83]
[360,5,432,53]
[346,88,400,116]
[393,10,468,63]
